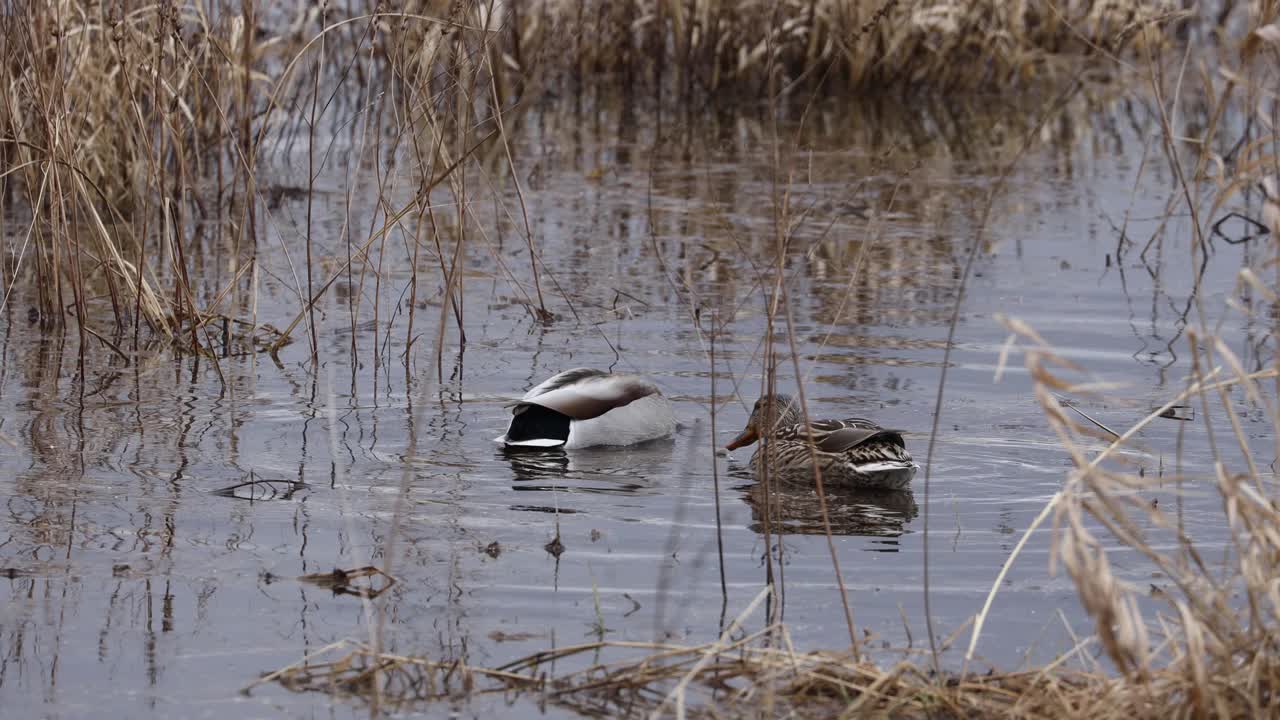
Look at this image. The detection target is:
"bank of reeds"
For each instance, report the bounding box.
[973,15,1280,713]
[514,0,1184,99]
[0,1,513,361]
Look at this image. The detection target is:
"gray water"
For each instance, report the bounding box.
[1,91,1273,717]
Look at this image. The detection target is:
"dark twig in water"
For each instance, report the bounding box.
[709,314,728,612]
[1156,404,1194,421]
[211,472,308,501]
[1052,393,1121,439]
[297,566,397,600]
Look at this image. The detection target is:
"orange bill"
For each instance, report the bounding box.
[725,425,759,450]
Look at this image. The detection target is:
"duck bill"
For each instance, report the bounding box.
[725,426,759,450]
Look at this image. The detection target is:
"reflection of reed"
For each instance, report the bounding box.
[502,90,1134,371]
[743,483,918,540]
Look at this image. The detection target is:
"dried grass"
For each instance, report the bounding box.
[0,2,500,358]
[513,0,1186,97]
[251,617,1248,718]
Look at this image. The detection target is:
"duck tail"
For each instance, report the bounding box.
[854,459,919,490]
[855,460,919,474]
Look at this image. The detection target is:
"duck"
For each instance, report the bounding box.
[725,394,917,490]
[497,368,676,449]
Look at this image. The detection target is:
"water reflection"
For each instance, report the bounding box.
[502,447,571,480]
[500,439,675,500]
[741,482,919,542]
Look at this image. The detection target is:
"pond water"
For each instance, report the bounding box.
[1,89,1274,717]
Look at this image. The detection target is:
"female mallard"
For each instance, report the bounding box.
[725,394,917,490]
[497,368,676,449]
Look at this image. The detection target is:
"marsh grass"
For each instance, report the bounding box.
[254,595,1267,718]
[545,0,1184,98]
[955,17,1280,713]
[0,2,520,368]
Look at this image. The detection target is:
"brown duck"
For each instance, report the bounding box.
[726,394,917,490]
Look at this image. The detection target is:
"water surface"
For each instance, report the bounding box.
[1,92,1272,717]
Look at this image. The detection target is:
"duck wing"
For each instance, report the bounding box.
[807,419,907,453]
[521,369,661,421]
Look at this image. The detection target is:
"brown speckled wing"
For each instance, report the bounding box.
[809,419,906,453]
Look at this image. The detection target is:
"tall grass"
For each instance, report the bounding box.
[0,2,515,366]
[517,0,1183,98]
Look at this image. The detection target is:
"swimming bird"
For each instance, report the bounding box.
[725,394,917,490]
[497,368,676,449]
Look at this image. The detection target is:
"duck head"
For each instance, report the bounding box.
[725,394,803,450]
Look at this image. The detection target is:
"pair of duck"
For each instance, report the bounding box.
[497,368,917,491]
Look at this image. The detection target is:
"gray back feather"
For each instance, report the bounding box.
[523,369,659,421]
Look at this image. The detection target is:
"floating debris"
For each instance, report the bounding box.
[1157,404,1194,421]
[510,505,581,514]
[1052,393,1119,438]
[212,472,307,501]
[622,593,641,617]
[297,567,397,599]
[544,535,565,558]
[487,630,542,643]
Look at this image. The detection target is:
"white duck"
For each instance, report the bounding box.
[497,368,676,449]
